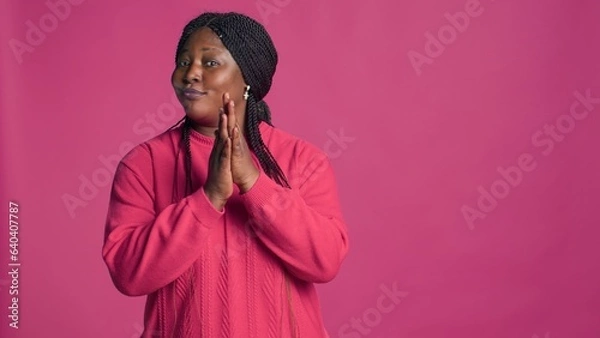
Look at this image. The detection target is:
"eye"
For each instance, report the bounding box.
[205,60,219,67]
[177,59,190,67]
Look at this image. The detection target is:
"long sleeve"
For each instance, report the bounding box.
[239,152,350,283]
[101,145,224,297]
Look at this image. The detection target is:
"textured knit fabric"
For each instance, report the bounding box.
[102,121,350,337]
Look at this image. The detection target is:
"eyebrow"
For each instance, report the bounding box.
[181,47,222,53]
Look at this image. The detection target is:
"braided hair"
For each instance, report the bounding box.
[171,12,290,197]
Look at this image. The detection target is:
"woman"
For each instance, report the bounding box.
[102,11,349,337]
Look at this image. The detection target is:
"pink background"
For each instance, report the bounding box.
[1,0,599,337]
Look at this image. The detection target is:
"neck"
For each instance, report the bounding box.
[188,109,247,138]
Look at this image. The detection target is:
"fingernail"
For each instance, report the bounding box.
[225,92,230,100]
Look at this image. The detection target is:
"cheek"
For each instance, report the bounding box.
[231,73,247,98]
[208,71,232,89]
[211,66,243,89]
[171,69,182,85]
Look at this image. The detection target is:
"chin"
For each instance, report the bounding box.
[184,109,219,127]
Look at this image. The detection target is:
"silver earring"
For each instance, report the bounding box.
[243,85,250,100]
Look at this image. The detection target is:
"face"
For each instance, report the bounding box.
[172,27,247,129]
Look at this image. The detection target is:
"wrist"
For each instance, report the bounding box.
[203,187,227,211]
[237,170,260,193]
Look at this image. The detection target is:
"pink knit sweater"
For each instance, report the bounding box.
[102,121,350,337]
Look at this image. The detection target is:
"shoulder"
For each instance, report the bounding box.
[118,126,181,175]
[261,122,329,165]
[261,123,332,186]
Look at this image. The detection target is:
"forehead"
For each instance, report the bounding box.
[183,27,226,52]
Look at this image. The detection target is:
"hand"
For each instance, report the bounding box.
[223,92,259,193]
[203,110,233,210]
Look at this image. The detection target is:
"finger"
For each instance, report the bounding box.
[215,108,222,138]
[212,113,227,158]
[216,127,227,152]
[222,92,231,135]
[226,93,236,137]
[220,137,232,165]
[220,111,229,140]
[208,129,219,165]
[216,111,223,139]
[231,125,242,157]
[222,91,229,106]
[235,124,249,153]
[235,123,243,136]
[208,114,223,163]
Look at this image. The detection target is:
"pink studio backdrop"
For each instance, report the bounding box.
[1,0,599,337]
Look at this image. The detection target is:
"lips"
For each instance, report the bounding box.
[181,88,207,99]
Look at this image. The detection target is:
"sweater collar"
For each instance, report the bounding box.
[187,120,272,146]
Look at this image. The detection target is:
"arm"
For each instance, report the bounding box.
[101,147,224,296]
[239,153,350,283]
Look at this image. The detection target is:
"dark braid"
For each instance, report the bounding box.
[170,12,290,195]
[245,95,289,187]
[182,118,194,194]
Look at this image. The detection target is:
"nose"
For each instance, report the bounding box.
[183,63,202,84]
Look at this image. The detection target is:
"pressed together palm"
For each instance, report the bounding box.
[204,92,260,210]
